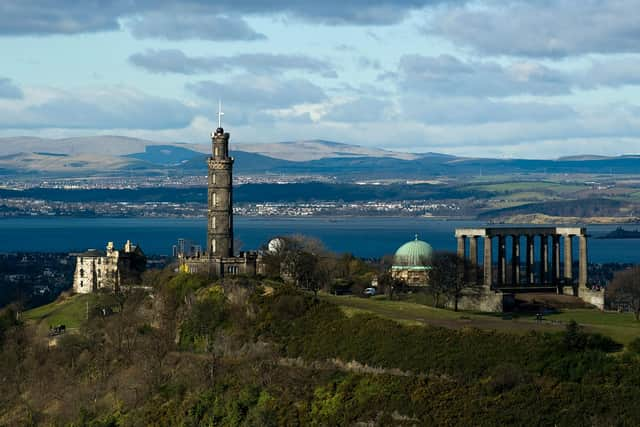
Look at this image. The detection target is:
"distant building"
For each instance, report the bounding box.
[391,235,433,286]
[172,238,202,258]
[72,240,146,294]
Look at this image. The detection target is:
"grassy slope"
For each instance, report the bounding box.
[22,294,94,329]
[545,309,640,345]
[322,294,640,345]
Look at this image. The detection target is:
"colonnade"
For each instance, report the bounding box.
[454,227,587,290]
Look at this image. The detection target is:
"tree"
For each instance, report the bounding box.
[278,235,331,297]
[376,271,403,301]
[608,266,640,320]
[428,252,481,311]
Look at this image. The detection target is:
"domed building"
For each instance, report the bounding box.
[391,235,433,286]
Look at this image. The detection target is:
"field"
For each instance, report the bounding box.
[22,293,94,330]
[468,181,585,194]
[321,294,640,346]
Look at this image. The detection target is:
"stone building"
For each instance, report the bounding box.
[181,124,263,277]
[391,235,433,286]
[454,226,604,310]
[72,240,146,294]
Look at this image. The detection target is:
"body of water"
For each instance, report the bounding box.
[0,216,638,263]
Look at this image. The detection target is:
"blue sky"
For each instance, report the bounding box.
[0,0,639,158]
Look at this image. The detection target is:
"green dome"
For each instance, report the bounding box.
[394,235,433,267]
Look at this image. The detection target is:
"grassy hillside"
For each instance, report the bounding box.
[322,294,640,345]
[22,293,94,329]
[3,275,640,425]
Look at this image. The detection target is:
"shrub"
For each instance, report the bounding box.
[628,337,640,355]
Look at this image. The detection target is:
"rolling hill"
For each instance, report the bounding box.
[2,135,640,180]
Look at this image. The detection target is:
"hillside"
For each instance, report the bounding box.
[479,198,638,221]
[3,135,640,180]
[2,274,640,425]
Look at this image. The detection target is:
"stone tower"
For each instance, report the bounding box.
[207,127,234,258]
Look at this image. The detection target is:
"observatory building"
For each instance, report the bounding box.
[391,235,433,286]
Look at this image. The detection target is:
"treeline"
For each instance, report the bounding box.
[0,182,488,204]
[3,271,640,425]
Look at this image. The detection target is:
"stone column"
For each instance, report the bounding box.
[579,234,588,288]
[526,235,534,285]
[484,236,493,289]
[469,236,478,265]
[564,235,573,285]
[457,236,466,259]
[552,235,561,292]
[498,235,506,286]
[469,236,479,284]
[512,235,520,285]
[540,235,549,284]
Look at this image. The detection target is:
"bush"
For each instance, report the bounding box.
[485,363,529,394]
[166,272,211,302]
[628,337,640,354]
[180,286,228,350]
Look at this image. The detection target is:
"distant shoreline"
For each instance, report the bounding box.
[2,213,640,225]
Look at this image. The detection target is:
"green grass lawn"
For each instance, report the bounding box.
[545,309,640,345]
[23,294,95,329]
[321,294,640,346]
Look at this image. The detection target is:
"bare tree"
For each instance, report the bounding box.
[429,252,481,311]
[608,266,640,320]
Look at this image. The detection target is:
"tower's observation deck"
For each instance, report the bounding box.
[207,127,234,258]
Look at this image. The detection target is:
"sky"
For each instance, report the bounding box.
[0,0,640,158]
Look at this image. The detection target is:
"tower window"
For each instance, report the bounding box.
[212,239,216,253]
[211,217,216,228]
[212,192,217,207]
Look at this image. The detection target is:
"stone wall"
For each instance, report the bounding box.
[445,288,505,312]
[579,288,605,310]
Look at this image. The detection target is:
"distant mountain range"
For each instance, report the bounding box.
[1,135,640,179]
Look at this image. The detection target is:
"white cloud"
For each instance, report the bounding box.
[0,85,195,130]
[425,0,640,57]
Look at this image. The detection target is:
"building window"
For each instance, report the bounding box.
[80,268,84,278]
[212,192,217,207]
[212,174,216,184]
[211,217,216,228]
[212,239,216,253]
